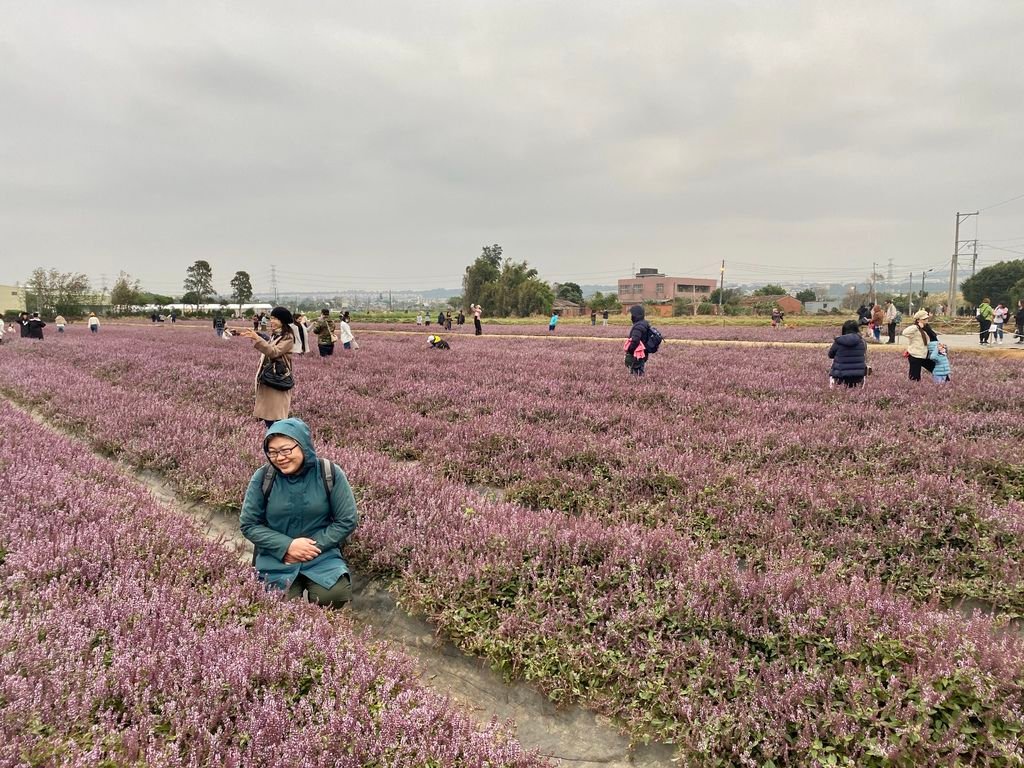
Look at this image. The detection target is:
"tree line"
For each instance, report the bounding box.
[21,262,255,317]
[20,254,1024,320]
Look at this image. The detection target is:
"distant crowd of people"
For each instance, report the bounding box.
[413,304,485,335]
[1,311,101,343]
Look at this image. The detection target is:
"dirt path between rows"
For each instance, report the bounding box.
[4,394,676,768]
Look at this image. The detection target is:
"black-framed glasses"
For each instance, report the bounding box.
[267,443,300,459]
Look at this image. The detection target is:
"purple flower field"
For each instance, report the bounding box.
[2,325,1023,765]
[0,400,543,766]
[350,320,838,343]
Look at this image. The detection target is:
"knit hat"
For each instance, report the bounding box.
[270,306,295,326]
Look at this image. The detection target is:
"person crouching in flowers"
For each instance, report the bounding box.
[427,334,450,349]
[240,418,358,607]
[827,319,868,388]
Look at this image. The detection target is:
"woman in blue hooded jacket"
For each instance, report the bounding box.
[828,320,868,388]
[240,418,358,607]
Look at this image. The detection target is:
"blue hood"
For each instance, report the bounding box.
[263,417,318,478]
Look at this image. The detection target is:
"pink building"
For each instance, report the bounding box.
[617,268,717,304]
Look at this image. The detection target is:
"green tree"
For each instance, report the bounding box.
[183,260,215,311]
[25,268,92,317]
[589,291,621,313]
[109,271,141,314]
[709,287,742,305]
[461,245,553,316]
[462,244,503,310]
[961,260,1024,306]
[752,284,787,296]
[795,288,817,303]
[672,297,695,316]
[492,259,552,316]
[230,270,254,315]
[554,281,584,305]
[138,291,174,306]
[1009,278,1024,309]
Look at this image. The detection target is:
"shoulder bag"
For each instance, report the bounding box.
[259,358,294,391]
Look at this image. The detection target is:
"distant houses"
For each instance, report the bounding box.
[0,283,26,315]
[617,268,717,304]
[803,300,842,314]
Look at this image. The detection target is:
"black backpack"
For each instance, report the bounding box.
[646,325,664,354]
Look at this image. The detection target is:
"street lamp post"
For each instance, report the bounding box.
[718,260,725,323]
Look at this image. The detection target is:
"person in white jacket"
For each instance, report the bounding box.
[883,300,899,344]
[290,313,312,355]
[902,310,936,381]
[337,317,355,350]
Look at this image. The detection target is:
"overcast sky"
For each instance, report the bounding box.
[2,0,1023,296]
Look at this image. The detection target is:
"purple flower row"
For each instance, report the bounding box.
[0,399,544,767]
[350,319,839,342]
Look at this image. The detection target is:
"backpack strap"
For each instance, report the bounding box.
[260,463,276,499]
[262,460,334,501]
[319,457,334,498]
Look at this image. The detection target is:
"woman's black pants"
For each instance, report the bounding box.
[908,356,936,381]
[979,319,991,344]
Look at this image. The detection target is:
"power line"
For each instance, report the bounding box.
[979,191,1024,212]
[980,243,1024,256]
[979,235,1024,243]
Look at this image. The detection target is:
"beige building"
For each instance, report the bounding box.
[617,268,717,304]
[0,284,26,315]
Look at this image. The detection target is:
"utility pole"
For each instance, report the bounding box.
[270,265,279,304]
[718,260,725,322]
[908,273,913,315]
[948,211,978,316]
[971,240,979,277]
[871,261,877,307]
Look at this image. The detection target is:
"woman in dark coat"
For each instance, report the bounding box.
[828,320,868,388]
